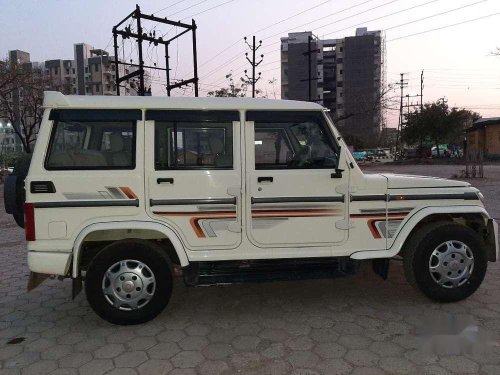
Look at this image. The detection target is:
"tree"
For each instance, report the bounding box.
[207,73,264,98]
[402,100,480,157]
[0,59,48,153]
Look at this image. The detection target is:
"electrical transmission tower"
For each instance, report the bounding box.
[112,4,199,96]
[243,36,264,98]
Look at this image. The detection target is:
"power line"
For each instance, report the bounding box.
[256,0,441,58]
[153,0,191,15]
[191,0,345,76]
[388,13,500,42]
[182,0,235,20]
[253,0,332,35]
[225,0,447,81]
[200,0,387,81]
[168,0,212,18]
[230,0,489,84]
[262,0,400,42]
[385,0,487,32]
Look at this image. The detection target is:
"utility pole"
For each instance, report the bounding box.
[395,73,408,160]
[300,34,320,102]
[112,4,199,96]
[244,36,264,98]
[420,69,424,110]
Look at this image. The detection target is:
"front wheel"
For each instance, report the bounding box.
[85,239,173,325]
[403,222,487,302]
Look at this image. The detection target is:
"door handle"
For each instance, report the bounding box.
[257,176,273,183]
[331,169,344,179]
[157,178,174,184]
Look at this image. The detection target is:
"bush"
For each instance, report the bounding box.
[0,152,26,168]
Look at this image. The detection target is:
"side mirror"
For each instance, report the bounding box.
[331,168,344,179]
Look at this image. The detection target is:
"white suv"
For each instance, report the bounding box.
[4,92,498,325]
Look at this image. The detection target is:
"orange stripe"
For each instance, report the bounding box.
[153,209,340,238]
[350,213,408,239]
[119,187,137,199]
[154,211,237,238]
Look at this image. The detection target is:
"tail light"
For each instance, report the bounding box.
[24,203,35,241]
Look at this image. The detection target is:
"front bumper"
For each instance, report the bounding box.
[488,218,499,262]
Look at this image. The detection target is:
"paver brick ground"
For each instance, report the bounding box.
[0,163,499,374]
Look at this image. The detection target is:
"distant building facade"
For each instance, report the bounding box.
[3,44,150,152]
[466,117,500,157]
[281,28,385,146]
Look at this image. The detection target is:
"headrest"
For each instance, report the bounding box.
[109,133,124,152]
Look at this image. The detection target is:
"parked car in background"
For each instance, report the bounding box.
[431,144,451,157]
[352,151,368,161]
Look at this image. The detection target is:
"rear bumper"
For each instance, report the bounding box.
[27,251,72,276]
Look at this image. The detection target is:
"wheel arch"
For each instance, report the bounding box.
[351,205,494,260]
[72,221,189,278]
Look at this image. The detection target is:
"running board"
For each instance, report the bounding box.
[182,257,360,286]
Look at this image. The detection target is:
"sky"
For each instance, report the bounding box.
[1,0,499,127]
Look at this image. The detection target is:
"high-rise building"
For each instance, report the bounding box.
[281,28,385,146]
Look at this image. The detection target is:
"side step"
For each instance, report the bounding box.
[183,257,360,286]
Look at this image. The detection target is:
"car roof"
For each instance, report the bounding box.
[43,91,324,112]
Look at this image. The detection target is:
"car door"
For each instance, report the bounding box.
[145,110,242,250]
[245,110,349,250]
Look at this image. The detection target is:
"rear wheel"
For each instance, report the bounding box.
[85,239,173,325]
[403,222,487,302]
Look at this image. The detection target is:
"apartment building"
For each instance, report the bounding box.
[281,28,384,146]
[40,43,147,96]
[3,45,149,152]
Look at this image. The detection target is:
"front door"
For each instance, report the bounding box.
[145,110,242,250]
[245,110,348,250]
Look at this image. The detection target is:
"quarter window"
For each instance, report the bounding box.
[248,111,340,170]
[149,111,237,170]
[45,109,139,170]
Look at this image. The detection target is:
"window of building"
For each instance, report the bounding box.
[85,86,90,93]
[45,109,140,170]
[72,68,76,74]
[54,67,59,75]
[339,47,343,52]
[150,111,237,170]
[339,69,343,75]
[66,68,70,75]
[94,64,99,73]
[85,67,89,73]
[248,111,340,170]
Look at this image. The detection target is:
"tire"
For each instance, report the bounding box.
[85,239,173,325]
[403,222,487,302]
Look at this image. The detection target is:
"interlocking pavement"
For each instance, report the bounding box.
[1,164,500,375]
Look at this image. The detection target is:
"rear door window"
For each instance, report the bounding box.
[148,110,238,170]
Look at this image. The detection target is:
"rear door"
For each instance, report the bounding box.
[145,110,242,250]
[245,110,349,250]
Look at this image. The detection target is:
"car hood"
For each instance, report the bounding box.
[380,173,471,189]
